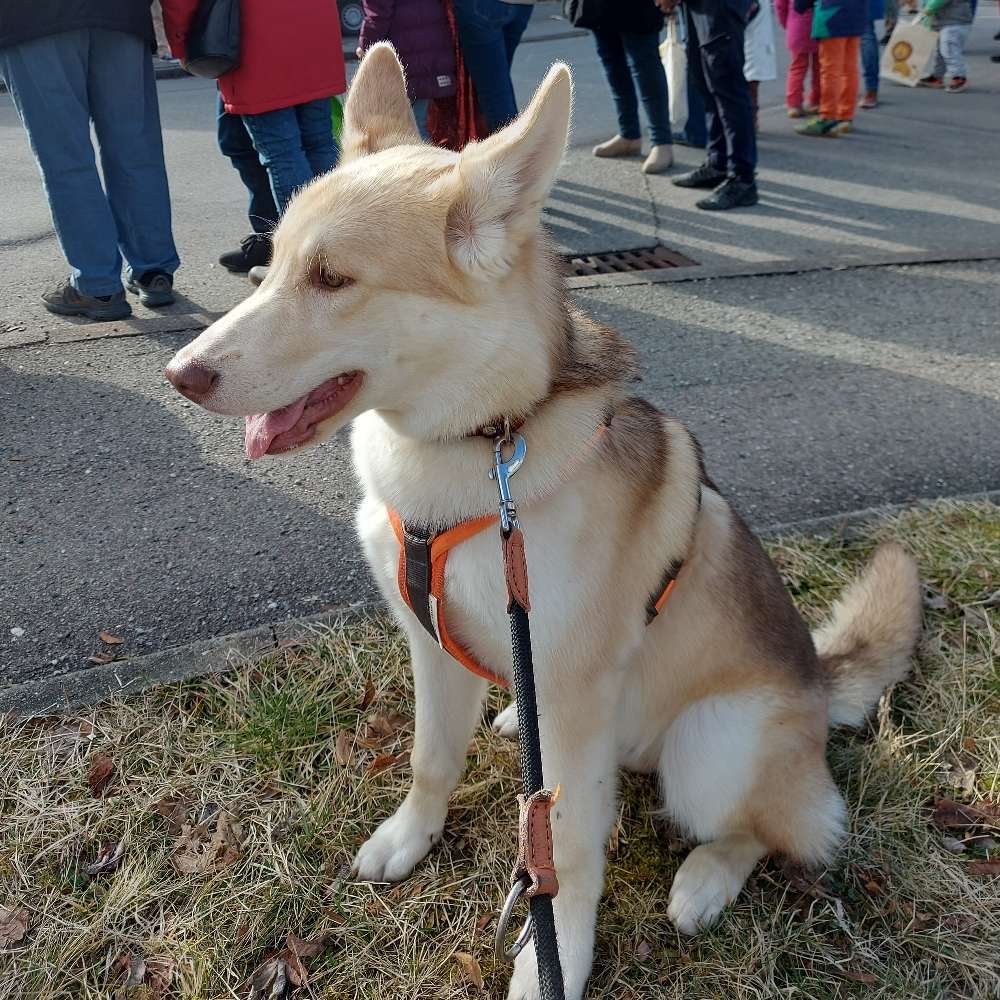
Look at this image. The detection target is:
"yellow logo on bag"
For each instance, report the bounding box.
[892,40,914,75]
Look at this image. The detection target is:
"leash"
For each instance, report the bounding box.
[489,423,566,1000]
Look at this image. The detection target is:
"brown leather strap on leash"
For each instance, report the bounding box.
[512,787,560,899]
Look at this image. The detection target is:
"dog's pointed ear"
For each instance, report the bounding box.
[447,63,572,280]
[341,43,420,162]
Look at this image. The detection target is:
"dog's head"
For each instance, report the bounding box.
[165,45,572,457]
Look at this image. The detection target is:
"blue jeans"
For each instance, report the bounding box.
[412,98,431,141]
[593,29,673,146]
[860,20,880,93]
[0,28,179,296]
[453,0,533,132]
[219,97,339,228]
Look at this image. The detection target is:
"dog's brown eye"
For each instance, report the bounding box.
[313,264,353,291]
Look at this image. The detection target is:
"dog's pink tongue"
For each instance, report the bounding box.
[244,396,309,459]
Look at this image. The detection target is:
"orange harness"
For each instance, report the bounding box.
[387,507,684,689]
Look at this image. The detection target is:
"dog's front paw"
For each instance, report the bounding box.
[667,844,744,934]
[492,702,519,739]
[352,801,443,883]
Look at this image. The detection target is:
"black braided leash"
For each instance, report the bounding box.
[490,427,566,1000]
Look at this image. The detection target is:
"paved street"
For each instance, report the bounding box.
[2,14,1000,701]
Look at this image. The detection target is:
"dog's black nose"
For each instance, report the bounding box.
[165,359,219,402]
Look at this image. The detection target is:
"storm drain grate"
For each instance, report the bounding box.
[565,244,698,278]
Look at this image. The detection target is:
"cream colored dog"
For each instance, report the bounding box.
[166,46,923,1000]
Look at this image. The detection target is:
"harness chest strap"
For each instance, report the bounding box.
[386,507,686,688]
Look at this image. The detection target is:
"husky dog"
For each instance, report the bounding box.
[165,46,922,1000]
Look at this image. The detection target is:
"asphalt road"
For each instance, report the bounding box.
[3,23,1000,693]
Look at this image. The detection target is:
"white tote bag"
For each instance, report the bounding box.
[880,17,938,86]
[660,15,688,136]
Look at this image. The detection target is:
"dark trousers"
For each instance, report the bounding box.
[685,3,757,182]
[593,29,673,146]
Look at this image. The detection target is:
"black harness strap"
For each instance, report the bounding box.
[401,524,437,642]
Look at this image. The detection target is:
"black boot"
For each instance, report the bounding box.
[696,177,759,211]
[672,163,729,189]
[219,233,273,274]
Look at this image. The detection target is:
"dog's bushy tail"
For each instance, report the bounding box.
[813,542,922,727]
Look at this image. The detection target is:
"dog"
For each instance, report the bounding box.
[165,46,923,1000]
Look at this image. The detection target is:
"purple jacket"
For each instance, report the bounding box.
[775,0,817,52]
[359,0,457,101]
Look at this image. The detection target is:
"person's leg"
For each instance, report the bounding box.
[787,49,808,109]
[860,21,880,95]
[593,30,642,140]
[87,29,179,281]
[697,10,757,180]
[818,37,841,119]
[411,98,431,141]
[0,30,125,297]
[808,49,822,107]
[688,8,728,173]
[501,1,533,66]
[295,97,339,177]
[621,30,673,146]
[840,36,861,118]
[940,24,970,78]
[241,106,314,214]
[453,0,519,131]
[216,94,279,234]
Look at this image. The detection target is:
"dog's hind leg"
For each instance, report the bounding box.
[352,630,487,882]
[659,688,846,934]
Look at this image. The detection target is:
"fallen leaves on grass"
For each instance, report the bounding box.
[243,933,327,998]
[171,807,243,875]
[107,951,174,998]
[634,939,652,961]
[0,907,29,949]
[87,752,116,797]
[366,751,409,777]
[357,680,376,711]
[334,731,353,767]
[930,797,1000,833]
[967,858,1000,876]
[453,951,484,990]
[151,795,191,837]
[86,841,126,876]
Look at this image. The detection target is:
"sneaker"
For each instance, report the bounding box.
[993,54,1000,63]
[125,268,175,307]
[672,163,728,189]
[830,119,853,135]
[592,135,642,158]
[795,117,840,137]
[42,280,131,321]
[918,75,943,87]
[945,76,967,92]
[860,90,878,109]
[219,233,273,274]
[641,144,674,174]
[696,177,759,211]
[787,106,806,118]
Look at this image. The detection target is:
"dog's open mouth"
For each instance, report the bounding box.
[244,372,364,459]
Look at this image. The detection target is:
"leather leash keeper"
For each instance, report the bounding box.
[489,424,566,1000]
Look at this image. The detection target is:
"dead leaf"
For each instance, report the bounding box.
[357,679,376,711]
[635,939,652,961]
[334,731,353,767]
[835,969,878,985]
[930,797,1000,832]
[152,795,190,836]
[968,858,1000,876]
[941,750,978,796]
[0,907,29,949]
[475,913,492,933]
[607,820,621,859]
[366,751,409,777]
[243,934,327,998]
[86,840,126,876]
[88,651,125,665]
[942,835,967,854]
[87,752,116,797]
[962,737,979,752]
[453,951,484,990]
[171,809,243,875]
[99,631,125,645]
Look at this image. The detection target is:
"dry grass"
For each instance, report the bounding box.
[1,500,998,1000]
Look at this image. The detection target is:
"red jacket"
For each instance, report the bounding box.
[161,0,346,116]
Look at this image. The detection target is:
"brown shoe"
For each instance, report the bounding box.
[860,90,878,109]
[592,135,642,158]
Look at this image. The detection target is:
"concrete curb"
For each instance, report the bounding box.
[4,490,997,718]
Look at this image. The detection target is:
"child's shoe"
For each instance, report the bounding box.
[787,106,806,117]
[795,118,839,137]
[918,75,943,87]
[945,76,967,92]
[830,119,853,135]
[859,90,878,109]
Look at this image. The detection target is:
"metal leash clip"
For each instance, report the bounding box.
[495,874,534,964]
[489,420,526,535]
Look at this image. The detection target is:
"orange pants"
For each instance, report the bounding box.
[818,36,861,121]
